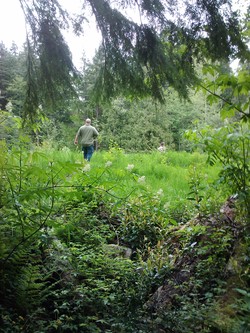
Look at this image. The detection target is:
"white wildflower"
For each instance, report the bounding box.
[138,176,145,183]
[61,146,70,153]
[105,161,112,167]
[126,164,134,171]
[157,188,164,196]
[83,164,91,172]
[164,202,170,210]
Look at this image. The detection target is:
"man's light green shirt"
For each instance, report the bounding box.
[76,125,99,147]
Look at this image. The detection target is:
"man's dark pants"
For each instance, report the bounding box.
[82,145,94,161]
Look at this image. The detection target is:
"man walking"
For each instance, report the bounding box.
[74,118,99,161]
[157,142,166,152]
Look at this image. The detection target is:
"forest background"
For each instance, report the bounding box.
[0,0,250,332]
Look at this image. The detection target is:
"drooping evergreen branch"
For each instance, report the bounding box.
[16,0,249,116]
[19,0,78,117]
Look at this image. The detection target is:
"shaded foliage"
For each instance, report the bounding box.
[0,144,249,332]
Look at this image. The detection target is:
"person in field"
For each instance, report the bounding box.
[157,142,166,152]
[74,118,99,161]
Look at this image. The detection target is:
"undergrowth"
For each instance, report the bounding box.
[0,142,249,333]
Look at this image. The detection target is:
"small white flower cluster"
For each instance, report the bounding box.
[61,146,70,153]
[83,164,91,172]
[138,176,145,183]
[105,161,112,167]
[126,164,134,171]
[157,188,164,196]
[163,202,170,210]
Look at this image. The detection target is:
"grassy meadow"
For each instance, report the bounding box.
[30,145,225,219]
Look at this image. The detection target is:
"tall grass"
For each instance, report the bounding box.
[20,144,224,215]
[89,149,221,203]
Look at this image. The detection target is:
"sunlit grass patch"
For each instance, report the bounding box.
[12,145,222,219]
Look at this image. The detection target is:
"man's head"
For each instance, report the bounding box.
[85,118,91,125]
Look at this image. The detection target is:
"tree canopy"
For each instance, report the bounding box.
[14,0,250,116]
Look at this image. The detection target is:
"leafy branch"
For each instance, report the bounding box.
[199,83,248,117]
